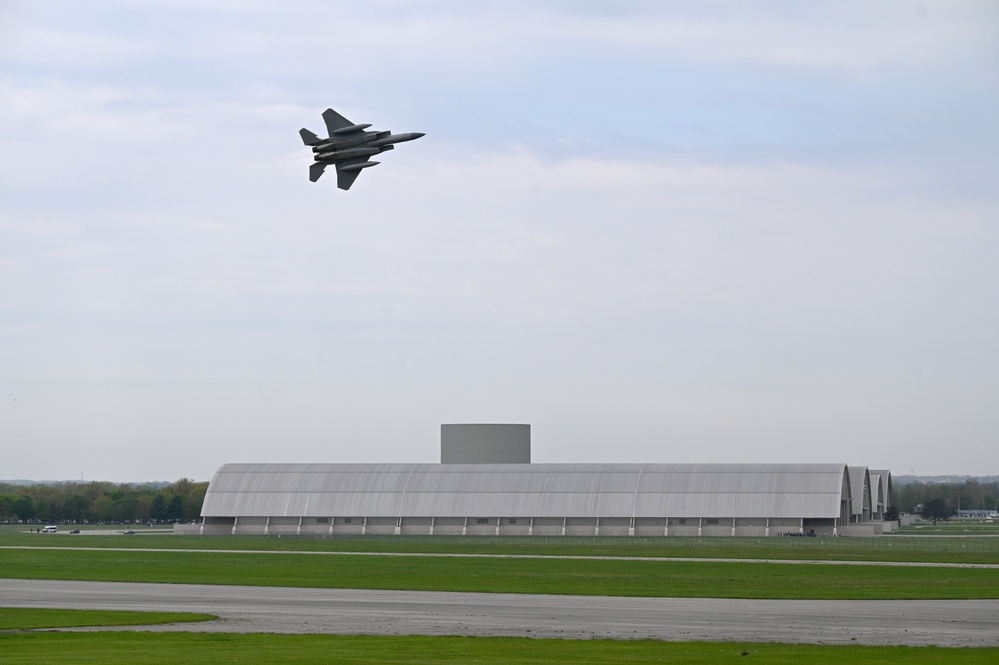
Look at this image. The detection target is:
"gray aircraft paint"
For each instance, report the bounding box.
[300,108,424,190]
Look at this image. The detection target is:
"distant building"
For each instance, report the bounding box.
[956,510,992,518]
[193,425,893,537]
[440,424,530,463]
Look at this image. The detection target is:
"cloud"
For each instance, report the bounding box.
[7,2,995,82]
[0,1,996,479]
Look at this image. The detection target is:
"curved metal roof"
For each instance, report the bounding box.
[847,466,871,516]
[869,469,892,508]
[868,472,884,510]
[202,463,851,519]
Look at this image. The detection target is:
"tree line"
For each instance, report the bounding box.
[0,479,208,524]
[893,479,999,516]
[3,477,995,526]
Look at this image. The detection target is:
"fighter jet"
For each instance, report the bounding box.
[300,108,424,190]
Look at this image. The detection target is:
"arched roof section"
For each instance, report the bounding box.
[868,472,885,512]
[847,466,871,517]
[869,469,892,508]
[202,463,851,519]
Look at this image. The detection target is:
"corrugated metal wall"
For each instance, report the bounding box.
[202,463,852,521]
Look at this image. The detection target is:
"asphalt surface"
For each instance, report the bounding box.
[3,579,998,646]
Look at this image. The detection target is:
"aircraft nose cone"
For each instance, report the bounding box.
[412,132,425,140]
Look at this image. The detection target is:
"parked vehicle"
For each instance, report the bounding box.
[41,525,58,533]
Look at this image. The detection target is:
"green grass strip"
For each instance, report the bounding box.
[4,531,998,564]
[0,633,996,665]
[2,548,997,599]
[0,608,215,630]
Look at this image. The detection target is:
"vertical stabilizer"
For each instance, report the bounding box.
[300,128,322,146]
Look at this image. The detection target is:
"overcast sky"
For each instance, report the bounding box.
[2,1,997,482]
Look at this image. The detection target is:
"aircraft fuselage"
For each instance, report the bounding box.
[300,109,424,189]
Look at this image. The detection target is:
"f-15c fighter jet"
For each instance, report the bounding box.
[300,108,425,190]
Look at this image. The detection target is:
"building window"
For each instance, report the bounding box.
[316,517,329,524]
[476,518,489,525]
[509,518,517,524]
[678,519,687,525]
[706,519,719,525]
[344,518,352,524]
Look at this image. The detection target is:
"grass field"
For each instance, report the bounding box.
[2,546,997,599]
[4,528,999,564]
[895,521,999,535]
[1,632,997,665]
[3,529,998,663]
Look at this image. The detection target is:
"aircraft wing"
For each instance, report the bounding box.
[322,108,354,136]
[334,157,370,190]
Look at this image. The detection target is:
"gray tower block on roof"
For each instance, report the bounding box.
[440,424,531,463]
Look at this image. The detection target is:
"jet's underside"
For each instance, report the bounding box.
[300,108,424,190]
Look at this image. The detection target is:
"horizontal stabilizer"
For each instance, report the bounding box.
[309,162,327,182]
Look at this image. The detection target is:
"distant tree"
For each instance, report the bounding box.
[34,496,53,522]
[894,479,999,518]
[136,494,154,522]
[111,497,139,523]
[883,505,900,522]
[167,494,184,520]
[174,478,194,498]
[921,498,952,525]
[0,494,14,521]
[92,495,113,523]
[64,495,90,523]
[183,483,209,520]
[12,496,34,522]
[151,494,168,521]
[80,481,113,504]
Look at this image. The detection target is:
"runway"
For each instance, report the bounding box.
[3,579,998,646]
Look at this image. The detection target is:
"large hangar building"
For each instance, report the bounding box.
[195,424,893,537]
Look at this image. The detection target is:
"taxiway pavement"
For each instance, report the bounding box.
[2,579,997,646]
